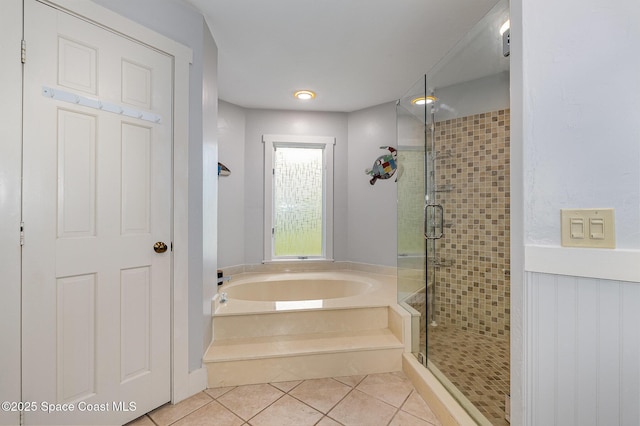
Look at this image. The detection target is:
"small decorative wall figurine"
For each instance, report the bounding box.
[365,146,397,185]
[218,162,231,176]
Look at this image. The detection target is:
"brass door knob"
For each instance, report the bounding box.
[154,242,168,253]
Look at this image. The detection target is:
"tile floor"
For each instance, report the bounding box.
[126,372,442,426]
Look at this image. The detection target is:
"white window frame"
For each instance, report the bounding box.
[263,134,335,262]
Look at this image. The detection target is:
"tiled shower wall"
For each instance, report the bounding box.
[433,109,510,339]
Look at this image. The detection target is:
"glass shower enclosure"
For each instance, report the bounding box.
[396,75,431,358]
[397,1,511,425]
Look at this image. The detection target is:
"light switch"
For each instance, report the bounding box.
[590,218,605,239]
[570,218,584,239]
[561,208,615,248]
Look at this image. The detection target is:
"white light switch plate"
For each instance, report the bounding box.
[561,208,615,248]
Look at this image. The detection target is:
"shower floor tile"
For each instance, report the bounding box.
[426,326,510,426]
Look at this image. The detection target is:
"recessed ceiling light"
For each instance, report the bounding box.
[500,19,510,36]
[411,96,437,105]
[294,90,316,100]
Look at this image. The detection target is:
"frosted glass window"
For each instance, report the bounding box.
[263,134,335,262]
[274,147,323,257]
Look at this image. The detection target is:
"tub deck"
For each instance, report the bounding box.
[213,270,397,316]
[204,270,408,387]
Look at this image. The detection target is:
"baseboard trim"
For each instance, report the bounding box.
[188,366,208,395]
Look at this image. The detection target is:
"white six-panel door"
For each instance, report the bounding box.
[22,1,172,424]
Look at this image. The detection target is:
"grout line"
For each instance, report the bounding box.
[244,387,290,424]
[285,380,304,393]
[285,388,339,415]
[212,392,250,422]
[240,392,286,424]
[386,389,414,426]
[152,393,214,426]
[207,385,237,399]
[245,403,278,424]
[161,373,442,426]
[166,396,215,426]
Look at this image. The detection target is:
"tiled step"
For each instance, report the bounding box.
[212,306,390,340]
[204,328,404,387]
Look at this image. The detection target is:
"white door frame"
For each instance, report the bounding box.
[32,0,196,404]
[0,2,24,425]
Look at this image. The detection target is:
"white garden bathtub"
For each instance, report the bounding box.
[214,270,396,315]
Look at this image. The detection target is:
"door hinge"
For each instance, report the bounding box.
[21,39,26,64]
[418,352,426,365]
[20,222,24,246]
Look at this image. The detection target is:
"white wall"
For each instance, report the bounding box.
[243,109,349,265]
[347,102,398,266]
[515,0,640,423]
[522,1,640,249]
[0,2,23,425]
[218,101,247,268]
[92,0,213,372]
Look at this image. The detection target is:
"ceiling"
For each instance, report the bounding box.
[183,0,502,112]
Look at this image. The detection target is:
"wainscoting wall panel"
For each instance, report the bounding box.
[527,272,640,426]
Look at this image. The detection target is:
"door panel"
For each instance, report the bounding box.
[22,1,172,424]
[120,267,151,382]
[121,123,152,234]
[56,274,97,403]
[57,109,97,238]
[57,36,98,94]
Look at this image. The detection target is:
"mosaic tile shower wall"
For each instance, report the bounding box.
[433,109,510,338]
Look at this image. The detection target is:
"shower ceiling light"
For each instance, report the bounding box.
[294,90,316,100]
[411,96,437,105]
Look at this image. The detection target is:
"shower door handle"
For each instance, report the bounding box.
[424,204,444,240]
